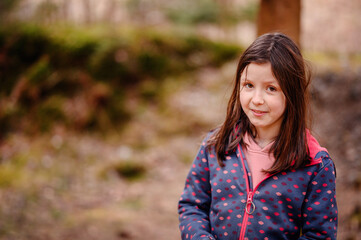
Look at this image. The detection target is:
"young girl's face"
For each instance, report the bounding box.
[240,62,286,138]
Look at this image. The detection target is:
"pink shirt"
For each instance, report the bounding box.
[243,133,275,188]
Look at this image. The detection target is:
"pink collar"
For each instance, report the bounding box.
[243,132,274,154]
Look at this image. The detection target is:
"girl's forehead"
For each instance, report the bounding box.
[240,62,278,82]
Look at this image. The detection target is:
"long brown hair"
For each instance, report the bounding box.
[208,32,312,174]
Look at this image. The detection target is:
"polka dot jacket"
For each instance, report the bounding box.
[178,132,337,240]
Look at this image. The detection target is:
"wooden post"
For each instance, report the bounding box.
[257,0,301,47]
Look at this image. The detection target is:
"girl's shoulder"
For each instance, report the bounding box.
[306,130,336,176]
[200,128,220,144]
[306,130,329,160]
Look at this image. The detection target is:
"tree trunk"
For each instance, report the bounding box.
[82,0,92,25]
[102,0,116,23]
[257,0,301,47]
[61,0,71,21]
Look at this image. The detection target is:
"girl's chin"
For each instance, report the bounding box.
[249,120,267,128]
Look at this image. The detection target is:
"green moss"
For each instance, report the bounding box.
[209,42,242,66]
[0,103,24,136]
[0,24,52,95]
[103,90,130,126]
[0,155,27,188]
[26,56,52,85]
[137,51,168,78]
[89,42,136,83]
[139,79,159,101]
[0,24,243,135]
[6,25,52,65]
[112,161,146,181]
[36,95,67,132]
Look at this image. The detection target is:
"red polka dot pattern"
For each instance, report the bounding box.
[178,134,338,240]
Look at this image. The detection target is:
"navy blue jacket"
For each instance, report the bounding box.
[178,132,337,240]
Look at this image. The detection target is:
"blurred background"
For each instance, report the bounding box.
[0,0,360,239]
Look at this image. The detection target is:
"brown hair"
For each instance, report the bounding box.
[208,32,311,174]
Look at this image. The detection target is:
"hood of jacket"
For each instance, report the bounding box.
[306,129,328,165]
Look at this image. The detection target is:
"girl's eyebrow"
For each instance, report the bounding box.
[263,80,279,84]
[241,78,278,84]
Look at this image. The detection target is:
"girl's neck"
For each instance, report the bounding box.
[254,137,274,149]
[253,128,279,149]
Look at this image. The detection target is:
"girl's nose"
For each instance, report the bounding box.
[252,91,265,105]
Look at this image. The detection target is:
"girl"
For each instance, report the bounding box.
[178,33,337,240]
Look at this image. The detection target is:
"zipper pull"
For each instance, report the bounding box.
[247,191,253,202]
[245,191,255,214]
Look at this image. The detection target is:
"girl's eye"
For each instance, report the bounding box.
[267,86,277,92]
[244,83,253,88]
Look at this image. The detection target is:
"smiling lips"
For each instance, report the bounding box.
[251,109,268,116]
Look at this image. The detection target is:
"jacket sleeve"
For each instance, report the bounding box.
[299,157,338,240]
[178,136,215,240]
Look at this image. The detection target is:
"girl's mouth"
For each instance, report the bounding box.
[251,109,267,116]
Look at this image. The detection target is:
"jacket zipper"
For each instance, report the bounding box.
[239,191,254,240]
[238,145,253,240]
[238,143,281,240]
[237,144,324,240]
